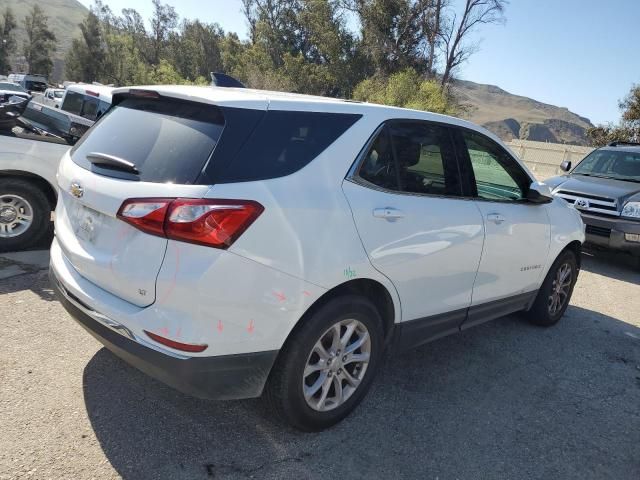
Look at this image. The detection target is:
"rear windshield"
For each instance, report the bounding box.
[71,97,225,184]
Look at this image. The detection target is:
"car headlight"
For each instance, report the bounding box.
[621,201,640,219]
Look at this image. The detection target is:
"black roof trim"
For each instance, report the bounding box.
[607,141,640,147]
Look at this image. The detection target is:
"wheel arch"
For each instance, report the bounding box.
[0,170,57,208]
[289,278,397,348]
[563,240,582,270]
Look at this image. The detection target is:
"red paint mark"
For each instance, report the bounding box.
[247,320,255,333]
[273,291,286,302]
[217,320,224,333]
[175,327,181,339]
[159,327,169,336]
[303,290,311,297]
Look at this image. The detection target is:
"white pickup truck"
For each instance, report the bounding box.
[0,129,68,251]
[0,89,111,251]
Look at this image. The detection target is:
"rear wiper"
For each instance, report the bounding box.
[86,152,139,174]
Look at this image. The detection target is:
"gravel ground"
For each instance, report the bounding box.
[0,249,638,480]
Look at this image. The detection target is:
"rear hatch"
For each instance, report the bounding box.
[55,91,235,307]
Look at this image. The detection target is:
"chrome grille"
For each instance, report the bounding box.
[555,190,619,216]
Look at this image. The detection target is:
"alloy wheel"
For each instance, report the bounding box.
[548,262,572,316]
[303,319,371,412]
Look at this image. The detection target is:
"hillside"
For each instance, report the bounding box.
[4,0,88,80]
[3,1,594,144]
[453,79,593,145]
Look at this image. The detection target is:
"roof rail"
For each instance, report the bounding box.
[607,141,640,147]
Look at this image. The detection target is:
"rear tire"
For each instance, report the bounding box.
[0,179,52,252]
[526,249,578,327]
[265,295,384,431]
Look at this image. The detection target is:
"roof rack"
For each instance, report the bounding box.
[607,141,640,147]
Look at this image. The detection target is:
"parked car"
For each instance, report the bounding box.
[0,81,31,103]
[50,85,584,431]
[41,88,65,108]
[7,73,48,94]
[59,84,113,121]
[0,127,68,251]
[546,141,640,262]
[0,95,100,251]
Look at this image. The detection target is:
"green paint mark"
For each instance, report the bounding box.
[344,267,356,279]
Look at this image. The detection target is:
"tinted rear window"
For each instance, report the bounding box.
[71,97,224,184]
[217,110,361,183]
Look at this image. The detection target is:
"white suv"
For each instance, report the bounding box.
[50,86,585,431]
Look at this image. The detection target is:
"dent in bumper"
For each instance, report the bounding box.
[50,267,278,400]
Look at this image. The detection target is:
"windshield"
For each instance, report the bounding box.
[25,81,47,92]
[573,149,640,181]
[0,82,26,93]
[54,90,64,98]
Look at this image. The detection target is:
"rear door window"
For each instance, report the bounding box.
[71,97,225,184]
[355,121,462,196]
[389,121,461,196]
[218,110,361,183]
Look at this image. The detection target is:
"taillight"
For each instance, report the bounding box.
[117,198,171,236]
[116,198,263,249]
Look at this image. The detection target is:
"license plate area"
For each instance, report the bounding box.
[72,204,104,244]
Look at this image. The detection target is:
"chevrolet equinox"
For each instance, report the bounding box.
[50,85,585,431]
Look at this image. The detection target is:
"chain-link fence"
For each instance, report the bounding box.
[506,139,593,180]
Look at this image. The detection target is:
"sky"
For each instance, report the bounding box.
[77,0,640,125]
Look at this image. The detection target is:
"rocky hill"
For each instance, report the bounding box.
[453,79,593,145]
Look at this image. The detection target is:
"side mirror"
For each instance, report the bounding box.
[527,181,553,204]
[560,160,571,172]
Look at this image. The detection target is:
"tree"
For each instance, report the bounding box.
[587,84,640,147]
[23,5,56,77]
[149,0,178,65]
[353,68,457,114]
[620,84,640,128]
[169,20,224,81]
[65,11,105,82]
[341,0,436,77]
[438,0,506,86]
[0,7,17,74]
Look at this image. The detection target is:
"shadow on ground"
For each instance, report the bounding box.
[581,248,639,285]
[0,270,56,301]
[83,304,640,479]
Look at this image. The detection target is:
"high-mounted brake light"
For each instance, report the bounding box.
[128,89,161,98]
[86,90,100,97]
[116,198,264,249]
[144,330,208,353]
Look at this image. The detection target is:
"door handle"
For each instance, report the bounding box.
[486,213,505,225]
[373,207,405,220]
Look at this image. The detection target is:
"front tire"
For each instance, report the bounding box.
[265,295,384,431]
[0,179,52,252]
[526,249,578,327]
